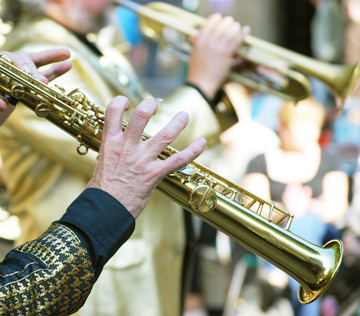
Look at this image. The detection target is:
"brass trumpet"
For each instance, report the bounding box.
[114,0,360,107]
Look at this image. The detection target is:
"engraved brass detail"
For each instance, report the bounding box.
[190,185,217,213]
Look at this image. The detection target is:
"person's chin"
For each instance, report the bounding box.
[91,11,111,33]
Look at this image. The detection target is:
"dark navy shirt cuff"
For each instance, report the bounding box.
[54,188,135,279]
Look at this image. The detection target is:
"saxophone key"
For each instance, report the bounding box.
[77,143,89,155]
[177,167,196,176]
[54,84,66,95]
[11,84,25,99]
[35,103,51,117]
[0,73,11,85]
[189,185,217,214]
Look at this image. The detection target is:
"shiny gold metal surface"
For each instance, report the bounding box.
[0,56,343,304]
[114,0,360,107]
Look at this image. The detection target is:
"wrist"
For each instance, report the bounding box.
[87,181,142,219]
[186,77,219,100]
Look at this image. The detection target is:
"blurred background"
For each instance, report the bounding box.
[1,0,360,316]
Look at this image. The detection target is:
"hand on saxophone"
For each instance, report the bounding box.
[186,13,251,100]
[0,48,72,124]
[87,97,207,219]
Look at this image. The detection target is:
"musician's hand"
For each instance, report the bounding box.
[186,14,250,100]
[28,49,72,83]
[87,97,207,218]
[0,49,72,125]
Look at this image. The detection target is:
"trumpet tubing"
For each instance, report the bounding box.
[0,56,343,304]
[115,0,360,107]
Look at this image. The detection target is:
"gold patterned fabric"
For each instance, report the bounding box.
[0,224,95,315]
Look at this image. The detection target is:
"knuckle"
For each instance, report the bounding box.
[135,107,151,120]
[233,22,241,33]
[159,128,175,143]
[210,13,221,21]
[17,50,27,57]
[173,153,186,168]
[192,144,202,157]
[177,112,189,127]
[145,97,158,108]
[142,98,158,115]
[146,168,159,180]
[112,96,130,109]
[224,16,234,24]
[106,102,120,115]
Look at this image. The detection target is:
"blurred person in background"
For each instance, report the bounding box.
[198,83,280,185]
[310,0,344,64]
[242,97,349,316]
[0,0,248,315]
[343,0,360,66]
[334,0,360,283]
[338,0,360,158]
[309,0,345,106]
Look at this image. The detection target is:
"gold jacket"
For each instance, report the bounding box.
[0,18,220,316]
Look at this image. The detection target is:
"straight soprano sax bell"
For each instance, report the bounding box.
[114,0,360,109]
[0,56,343,305]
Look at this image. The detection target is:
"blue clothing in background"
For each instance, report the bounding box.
[116,7,143,45]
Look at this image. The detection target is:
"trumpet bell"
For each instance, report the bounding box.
[337,61,360,108]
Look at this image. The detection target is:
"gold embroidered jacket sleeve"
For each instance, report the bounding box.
[0,187,135,315]
[0,224,95,315]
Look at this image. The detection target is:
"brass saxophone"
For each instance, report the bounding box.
[0,57,343,304]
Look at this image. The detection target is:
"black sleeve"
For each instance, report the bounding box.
[54,188,135,279]
[245,154,267,176]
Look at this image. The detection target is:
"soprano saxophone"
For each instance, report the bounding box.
[0,56,343,304]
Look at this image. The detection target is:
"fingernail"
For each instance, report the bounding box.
[179,111,189,119]
[40,75,48,84]
[199,137,207,146]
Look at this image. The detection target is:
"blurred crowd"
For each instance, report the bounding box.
[0,0,360,316]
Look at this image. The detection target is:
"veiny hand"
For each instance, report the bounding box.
[186,13,250,100]
[87,97,207,218]
[0,48,72,124]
